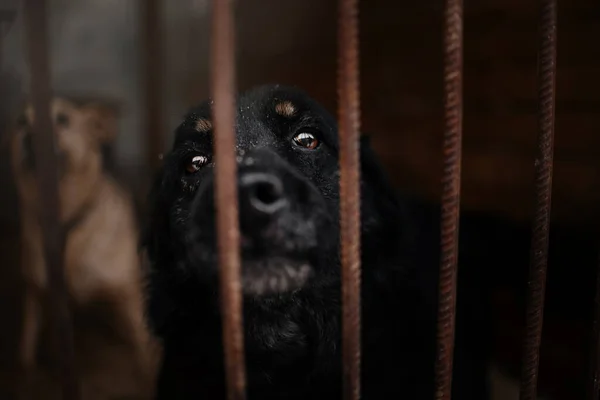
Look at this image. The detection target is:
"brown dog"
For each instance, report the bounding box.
[8,97,159,400]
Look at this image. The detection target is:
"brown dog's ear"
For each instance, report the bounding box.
[82,102,120,144]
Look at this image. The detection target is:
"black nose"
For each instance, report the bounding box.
[240,172,287,215]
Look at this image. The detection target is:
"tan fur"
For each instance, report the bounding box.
[10,97,160,399]
[274,101,297,117]
[194,118,212,133]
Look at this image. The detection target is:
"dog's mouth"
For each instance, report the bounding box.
[241,258,313,296]
[189,220,323,296]
[185,232,317,297]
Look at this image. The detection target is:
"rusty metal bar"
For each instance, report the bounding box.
[519,0,557,399]
[210,0,246,400]
[588,247,600,400]
[23,0,80,399]
[140,0,164,171]
[337,0,362,399]
[434,0,463,398]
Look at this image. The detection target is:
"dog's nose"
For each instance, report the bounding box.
[240,172,287,215]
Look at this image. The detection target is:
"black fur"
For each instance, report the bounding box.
[141,84,490,399]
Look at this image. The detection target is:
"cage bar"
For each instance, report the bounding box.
[519,0,557,399]
[210,0,247,399]
[22,0,80,399]
[337,0,362,399]
[140,0,164,171]
[434,0,463,398]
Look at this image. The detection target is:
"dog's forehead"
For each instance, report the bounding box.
[173,85,338,150]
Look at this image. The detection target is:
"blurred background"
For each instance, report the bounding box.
[1,0,599,399]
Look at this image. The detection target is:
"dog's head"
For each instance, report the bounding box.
[8,97,118,223]
[143,85,404,303]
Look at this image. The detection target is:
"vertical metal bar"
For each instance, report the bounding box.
[435,0,463,398]
[588,248,600,400]
[519,0,557,399]
[210,1,246,400]
[140,0,164,171]
[22,1,80,399]
[337,0,362,399]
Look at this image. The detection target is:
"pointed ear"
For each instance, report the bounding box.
[82,101,121,144]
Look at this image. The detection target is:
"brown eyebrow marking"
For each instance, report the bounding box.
[195,118,213,133]
[274,101,297,118]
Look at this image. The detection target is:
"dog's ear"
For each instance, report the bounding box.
[140,164,172,266]
[82,102,120,144]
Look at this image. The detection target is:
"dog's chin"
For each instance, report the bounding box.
[241,258,313,297]
[185,229,317,296]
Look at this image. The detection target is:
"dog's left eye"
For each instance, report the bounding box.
[292,132,320,150]
[185,155,209,173]
[56,113,69,127]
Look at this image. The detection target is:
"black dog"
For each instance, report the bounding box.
[141,84,490,399]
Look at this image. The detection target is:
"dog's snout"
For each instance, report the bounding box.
[240,172,287,215]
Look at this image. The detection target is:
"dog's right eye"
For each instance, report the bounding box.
[56,113,69,127]
[292,132,320,150]
[185,155,209,174]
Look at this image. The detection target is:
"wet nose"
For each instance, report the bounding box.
[239,172,287,216]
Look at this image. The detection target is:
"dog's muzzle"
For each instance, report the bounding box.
[239,171,288,230]
[190,150,325,296]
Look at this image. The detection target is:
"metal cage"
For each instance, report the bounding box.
[19,0,573,399]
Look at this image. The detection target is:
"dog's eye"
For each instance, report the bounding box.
[185,155,209,173]
[56,113,69,127]
[292,132,320,150]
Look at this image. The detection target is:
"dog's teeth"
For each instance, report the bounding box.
[299,265,311,281]
[269,276,279,291]
[284,265,296,279]
[242,262,312,296]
